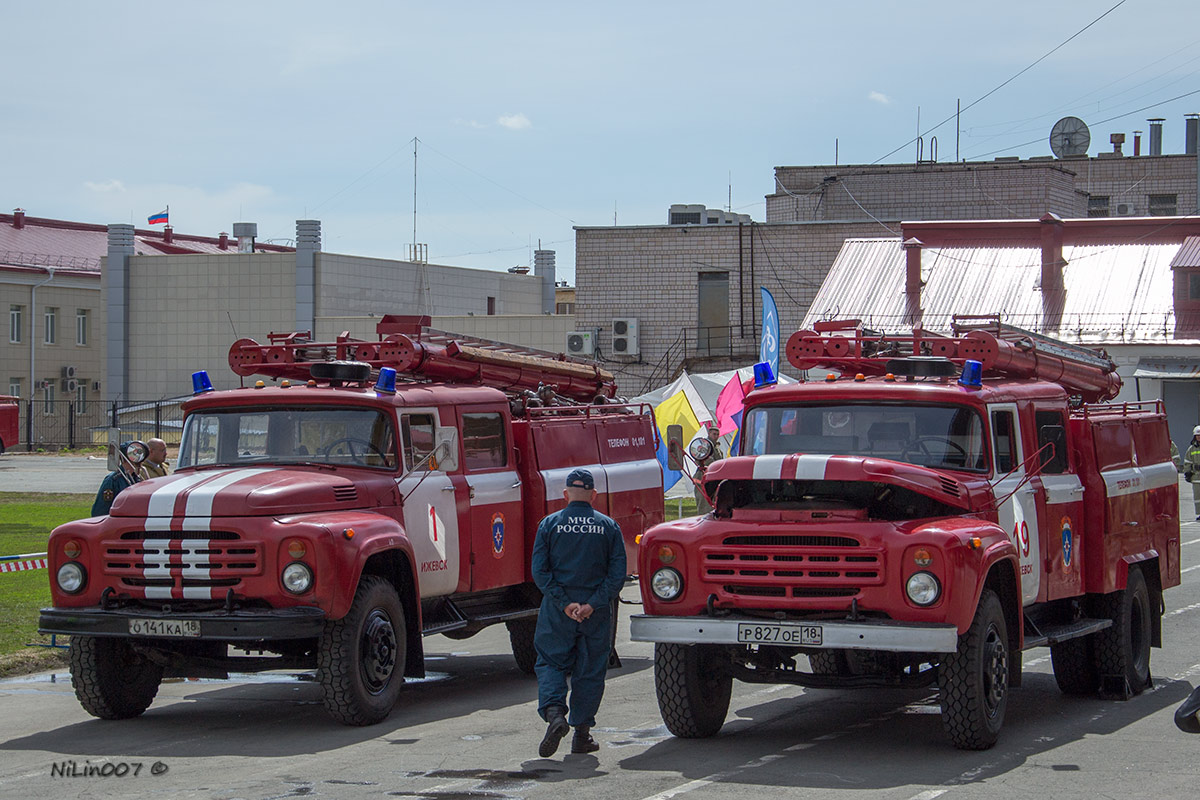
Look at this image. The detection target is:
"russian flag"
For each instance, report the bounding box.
[147,209,168,225]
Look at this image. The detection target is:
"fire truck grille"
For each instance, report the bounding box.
[704,535,883,597]
[101,534,262,593]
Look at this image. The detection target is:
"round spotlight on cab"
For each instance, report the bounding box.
[282,562,314,594]
[57,562,86,594]
[906,571,941,606]
[651,568,683,601]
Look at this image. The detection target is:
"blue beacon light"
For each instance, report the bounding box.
[191,370,214,395]
[958,359,983,389]
[753,361,778,388]
[375,367,398,394]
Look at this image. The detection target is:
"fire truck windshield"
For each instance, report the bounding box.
[177,407,397,470]
[742,402,986,473]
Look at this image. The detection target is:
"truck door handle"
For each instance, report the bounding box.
[1069,487,1085,496]
[510,481,522,488]
[442,485,456,491]
[1123,520,1139,528]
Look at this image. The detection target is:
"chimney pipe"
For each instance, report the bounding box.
[1110,132,1125,156]
[902,237,924,325]
[1039,213,1066,294]
[12,208,25,229]
[1186,114,1199,156]
[534,249,557,314]
[162,225,173,244]
[1149,118,1164,156]
[1133,130,1142,157]
[218,231,228,250]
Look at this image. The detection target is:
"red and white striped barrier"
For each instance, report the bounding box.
[0,553,48,573]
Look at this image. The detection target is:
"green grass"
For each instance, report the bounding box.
[0,493,92,662]
[664,496,700,521]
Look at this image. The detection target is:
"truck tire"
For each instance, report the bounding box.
[809,649,850,675]
[70,636,163,719]
[939,588,1008,750]
[507,618,538,675]
[1050,636,1099,695]
[654,643,732,739]
[319,576,406,726]
[1093,567,1152,694]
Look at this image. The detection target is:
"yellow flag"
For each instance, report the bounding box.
[656,389,702,444]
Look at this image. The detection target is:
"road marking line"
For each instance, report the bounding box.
[1183,538,1200,546]
[908,791,949,800]
[1168,601,1200,617]
[1182,564,1200,574]
[637,754,785,800]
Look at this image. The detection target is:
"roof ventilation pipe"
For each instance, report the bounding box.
[1149,118,1164,156]
[232,222,257,254]
[534,249,556,314]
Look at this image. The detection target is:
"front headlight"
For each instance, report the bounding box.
[282,562,313,594]
[906,571,941,606]
[57,562,86,594]
[651,568,683,601]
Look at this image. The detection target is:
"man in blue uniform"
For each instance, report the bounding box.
[531,468,627,757]
[91,441,143,516]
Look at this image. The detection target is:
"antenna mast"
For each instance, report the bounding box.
[412,137,418,251]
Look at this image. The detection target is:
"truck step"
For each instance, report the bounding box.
[421,598,470,636]
[1022,616,1112,650]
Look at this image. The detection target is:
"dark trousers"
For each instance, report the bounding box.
[534,598,611,728]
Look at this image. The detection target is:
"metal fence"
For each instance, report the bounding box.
[21,398,185,451]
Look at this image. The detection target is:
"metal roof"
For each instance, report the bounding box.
[0,213,293,272]
[1172,236,1200,268]
[803,238,1185,344]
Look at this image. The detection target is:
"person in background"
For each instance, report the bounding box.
[530,468,627,758]
[92,441,142,516]
[141,438,170,479]
[693,424,725,514]
[1185,427,1200,521]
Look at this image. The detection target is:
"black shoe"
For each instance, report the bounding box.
[571,726,600,754]
[539,708,570,757]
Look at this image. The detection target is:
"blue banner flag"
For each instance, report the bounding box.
[759,288,779,377]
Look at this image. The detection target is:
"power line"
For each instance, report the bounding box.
[872,0,1128,164]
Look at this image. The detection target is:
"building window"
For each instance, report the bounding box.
[1190,273,1200,301]
[556,302,576,314]
[670,211,702,225]
[8,378,21,398]
[9,305,21,344]
[486,296,496,316]
[43,382,55,415]
[76,309,89,346]
[1087,196,1110,217]
[44,307,57,345]
[75,383,87,413]
[1149,194,1177,216]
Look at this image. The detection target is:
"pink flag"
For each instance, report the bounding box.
[715,373,746,436]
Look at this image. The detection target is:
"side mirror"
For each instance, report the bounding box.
[432,429,458,473]
[1176,684,1200,733]
[666,424,684,471]
[124,441,149,465]
[688,437,715,462]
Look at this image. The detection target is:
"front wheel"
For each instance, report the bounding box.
[70,636,163,719]
[939,588,1009,750]
[1093,567,1152,695]
[654,643,732,738]
[319,576,406,725]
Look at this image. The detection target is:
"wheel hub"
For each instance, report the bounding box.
[983,625,1007,714]
[361,609,397,693]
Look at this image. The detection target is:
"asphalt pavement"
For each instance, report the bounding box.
[0,452,110,495]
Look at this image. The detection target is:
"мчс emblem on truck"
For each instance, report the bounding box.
[631,317,1180,750]
[40,316,662,725]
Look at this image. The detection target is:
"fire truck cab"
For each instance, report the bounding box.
[632,318,1180,750]
[41,318,662,725]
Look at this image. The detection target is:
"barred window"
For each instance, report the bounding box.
[1149,194,1177,216]
[1087,196,1110,217]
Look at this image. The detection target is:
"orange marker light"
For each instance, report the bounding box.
[281,380,291,388]
[658,544,677,564]
[255,380,265,389]
[287,540,307,559]
[914,548,933,567]
[825,373,837,382]
[968,537,983,550]
[634,534,643,545]
[885,373,897,382]
[854,373,866,382]
[307,380,317,387]
[343,528,355,540]
[63,540,82,559]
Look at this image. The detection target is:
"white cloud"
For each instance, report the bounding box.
[497,113,532,130]
[868,91,891,105]
[84,179,126,193]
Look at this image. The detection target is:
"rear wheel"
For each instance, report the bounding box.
[654,643,732,738]
[319,576,406,725]
[939,589,1008,750]
[1051,636,1099,695]
[506,618,538,675]
[1093,567,1152,695]
[70,636,163,719]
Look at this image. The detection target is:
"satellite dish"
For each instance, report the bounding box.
[1050,116,1091,158]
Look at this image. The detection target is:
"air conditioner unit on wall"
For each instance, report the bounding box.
[92,380,102,392]
[566,330,596,356]
[1115,201,1138,216]
[61,365,76,379]
[612,318,640,356]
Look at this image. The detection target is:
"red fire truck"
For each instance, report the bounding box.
[40,317,662,725]
[632,317,1181,750]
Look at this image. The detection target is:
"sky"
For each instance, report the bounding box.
[3,1,1200,283]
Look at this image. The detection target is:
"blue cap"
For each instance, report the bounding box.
[565,468,594,490]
